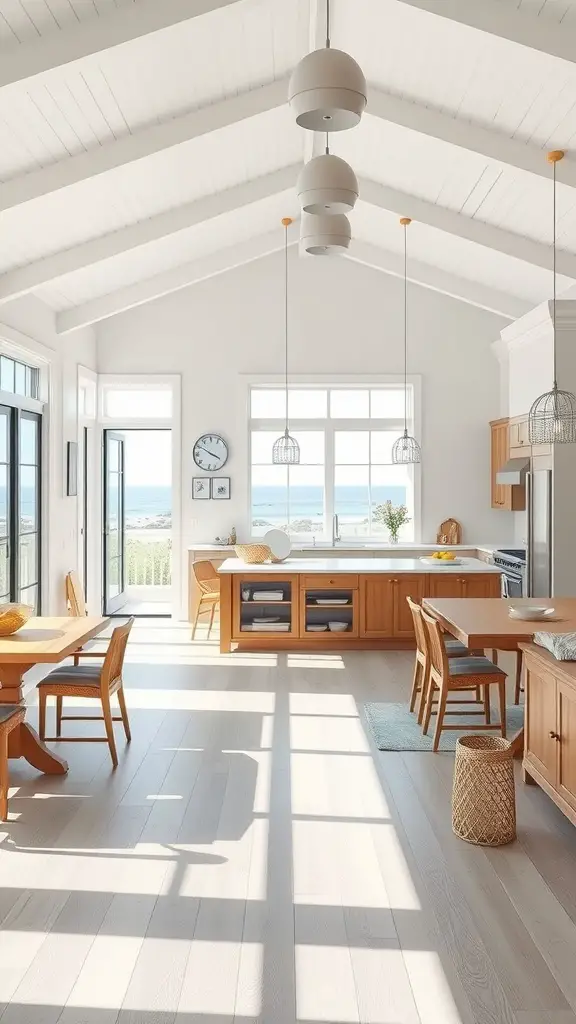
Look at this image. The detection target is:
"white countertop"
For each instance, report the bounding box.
[218,557,502,574]
[191,543,504,553]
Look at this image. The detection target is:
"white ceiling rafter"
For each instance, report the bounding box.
[0,0,242,90]
[358,177,576,280]
[0,165,300,305]
[0,80,289,213]
[345,240,530,321]
[366,89,576,190]
[302,0,326,165]
[395,0,576,65]
[56,232,294,333]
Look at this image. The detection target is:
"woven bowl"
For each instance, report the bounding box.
[235,544,271,565]
[0,603,33,636]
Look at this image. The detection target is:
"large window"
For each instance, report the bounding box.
[0,405,41,610]
[250,386,417,542]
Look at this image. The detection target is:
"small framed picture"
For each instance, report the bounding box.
[66,441,78,496]
[211,477,230,500]
[192,477,210,500]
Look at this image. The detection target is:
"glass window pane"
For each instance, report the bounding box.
[288,390,327,418]
[291,431,324,464]
[251,464,288,534]
[251,431,279,465]
[335,431,369,464]
[19,584,38,612]
[0,540,8,597]
[105,389,172,418]
[30,367,39,399]
[14,363,26,396]
[335,465,369,538]
[20,534,37,588]
[0,411,8,463]
[371,431,399,464]
[0,466,7,540]
[287,465,324,536]
[371,389,407,419]
[371,465,412,537]
[0,357,14,393]
[20,416,37,465]
[108,439,120,471]
[25,366,32,397]
[20,466,37,532]
[251,389,286,419]
[330,389,369,418]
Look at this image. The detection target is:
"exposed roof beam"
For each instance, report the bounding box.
[0,165,300,304]
[358,177,576,279]
[345,240,530,321]
[0,0,241,90]
[366,89,576,190]
[395,0,576,66]
[0,80,288,213]
[56,232,294,333]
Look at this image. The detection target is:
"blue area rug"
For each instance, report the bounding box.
[363,701,524,752]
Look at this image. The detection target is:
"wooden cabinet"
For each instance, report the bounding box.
[360,576,394,637]
[428,573,501,600]
[392,575,427,637]
[231,574,300,642]
[523,645,576,828]
[490,418,526,512]
[509,414,531,457]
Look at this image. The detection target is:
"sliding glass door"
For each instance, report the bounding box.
[103,431,126,614]
[0,406,41,611]
[0,407,11,605]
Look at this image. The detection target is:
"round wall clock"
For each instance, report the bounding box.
[193,433,228,472]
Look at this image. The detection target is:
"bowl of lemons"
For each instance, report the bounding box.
[420,551,462,566]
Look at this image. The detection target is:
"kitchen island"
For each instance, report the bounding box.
[217,557,502,652]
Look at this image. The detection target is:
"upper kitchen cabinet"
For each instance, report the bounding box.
[509,415,532,458]
[490,418,526,512]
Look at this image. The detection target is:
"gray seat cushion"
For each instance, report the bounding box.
[444,639,469,655]
[39,664,102,686]
[448,657,506,677]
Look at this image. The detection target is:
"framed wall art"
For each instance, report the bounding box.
[211,477,230,500]
[192,477,210,500]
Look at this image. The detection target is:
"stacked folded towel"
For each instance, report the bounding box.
[533,631,576,660]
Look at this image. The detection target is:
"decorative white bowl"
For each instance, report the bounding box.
[508,606,555,621]
[328,621,349,632]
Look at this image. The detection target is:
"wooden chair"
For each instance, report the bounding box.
[37,618,134,768]
[491,648,524,705]
[421,609,507,752]
[65,570,110,667]
[406,597,480,725]
[191,560,220,638]
[0,706,25,820]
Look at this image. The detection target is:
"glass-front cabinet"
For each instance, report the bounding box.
[300,573,359,638]
[232,575,299,640]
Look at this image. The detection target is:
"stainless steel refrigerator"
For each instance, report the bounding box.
[526,469,552,597]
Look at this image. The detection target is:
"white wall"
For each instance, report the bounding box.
[96,252,513,567]
[0,295,96,614]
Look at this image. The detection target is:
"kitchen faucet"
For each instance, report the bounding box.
[332,513,341,545]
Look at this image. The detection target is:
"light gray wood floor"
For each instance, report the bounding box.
[1,619,575,1024]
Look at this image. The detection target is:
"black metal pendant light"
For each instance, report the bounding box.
[392,217,421,465]
[272,218,300,465]
[529,150,576,444]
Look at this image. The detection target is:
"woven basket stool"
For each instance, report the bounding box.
[452,735,516,846]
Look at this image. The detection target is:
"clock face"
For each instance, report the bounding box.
[193,434,228,472]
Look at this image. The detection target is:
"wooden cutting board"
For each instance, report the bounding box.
[437,518,462,545]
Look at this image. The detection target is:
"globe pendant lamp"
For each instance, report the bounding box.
[272,218,300,465]
[528,150,576,444]
[392,218,421,465]
[288,0,366,132]
[300,210,351,256]
[297,138,359,215]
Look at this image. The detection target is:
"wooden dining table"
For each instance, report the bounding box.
[0,615,108,775]
[421,597,576,755]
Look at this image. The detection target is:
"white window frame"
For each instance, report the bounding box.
[246,375,422,543]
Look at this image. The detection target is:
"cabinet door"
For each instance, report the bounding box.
[393,575,427,637]
[557,681,576,816]
[360,576,394,637]
[490,420,508,509]
[428,575,463,599]
[461,574,501,598]
[524,660,558,787]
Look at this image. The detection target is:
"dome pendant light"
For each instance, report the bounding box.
[297,135,359,215]
[299,207,351,256]
[272,218,300,465]
[529,150,576,444]
[288,0,367,132]
[392,218,421,465]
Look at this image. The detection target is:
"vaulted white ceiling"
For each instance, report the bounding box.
[0,0,575,331]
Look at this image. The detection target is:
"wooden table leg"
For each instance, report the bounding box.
[0,663,68,775]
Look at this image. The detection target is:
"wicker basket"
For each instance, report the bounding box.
[235,544,271,565]
[452,735,516,846]
[0,603,33,636]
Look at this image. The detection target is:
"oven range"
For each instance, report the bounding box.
[492,548,526,598]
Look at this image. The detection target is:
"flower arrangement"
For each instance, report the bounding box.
[373,501,411,543]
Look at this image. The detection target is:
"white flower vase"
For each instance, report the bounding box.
[389,533,399,544]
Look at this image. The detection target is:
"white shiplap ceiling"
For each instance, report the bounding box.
[0,0,575,331]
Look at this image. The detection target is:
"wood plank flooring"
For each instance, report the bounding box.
[0,620,574,1023]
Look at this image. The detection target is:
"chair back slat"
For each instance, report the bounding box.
[101,618,134,693]
[406,596,427,659]
[65,570,86,617]
[192,560,221,595]
[421,609,449,683]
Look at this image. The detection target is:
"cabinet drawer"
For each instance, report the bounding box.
[302,574,358,589]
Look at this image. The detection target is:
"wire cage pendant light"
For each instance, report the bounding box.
[272,218,300,465]
[392,218,421,465]
[529,150,576,444]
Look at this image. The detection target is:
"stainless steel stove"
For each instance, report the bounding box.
[492,548,526,598]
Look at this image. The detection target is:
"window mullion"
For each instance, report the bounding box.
[325,425,334,541]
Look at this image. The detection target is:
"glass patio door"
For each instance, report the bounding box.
[103,431,126,613]
[0,407,11,605]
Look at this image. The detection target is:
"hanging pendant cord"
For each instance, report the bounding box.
[284,222,289,435]
[403,222,408,434]
[326,0,330,47]
[325,131,329,155]
[553,156,557,389]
